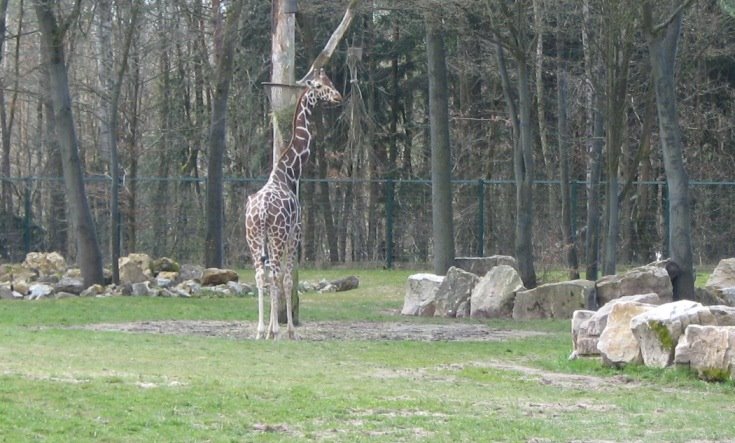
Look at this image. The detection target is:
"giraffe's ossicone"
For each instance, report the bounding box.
[245,69,342,340]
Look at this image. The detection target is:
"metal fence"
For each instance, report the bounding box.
[1,176,734,271]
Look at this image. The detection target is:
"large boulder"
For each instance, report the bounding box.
[705,258,735,305]
[0,285,22,300]
[80,284,105,298]
[156,271,179,288]
[324,275,360,292]
[132,281,154,296]
[22,252,66,277]
[675,325,735,381]
[201,268,239,286]
[119,253,152,285]
[434,267,479,318]
[595,264,673,307]
[150,257,180,275]
[630,300,705,368]
[513,279,595,320]
[54,276,85,295]
[598,301,657,367]
[179,264,205,282]
[470,265,525,318]
[402,273,444,317]
[571,293,663,358]
[571,310,597,357]
[453,256,518,276]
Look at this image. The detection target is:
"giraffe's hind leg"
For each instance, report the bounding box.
[282,229,300,339]
[245,199,268,340]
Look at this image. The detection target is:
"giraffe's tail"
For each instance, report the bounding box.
[257,201,269,269]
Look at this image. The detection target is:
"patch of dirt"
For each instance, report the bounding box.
[474,361,644,391]
[76,320,547,342]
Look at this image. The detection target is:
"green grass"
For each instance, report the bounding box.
[1,268,733,442]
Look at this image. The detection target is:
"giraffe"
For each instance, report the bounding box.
[245,69,342,339]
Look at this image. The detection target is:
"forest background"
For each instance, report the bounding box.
[0,0,734,294]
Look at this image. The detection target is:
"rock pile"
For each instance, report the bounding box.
[570,258,735,382]
[402,256,675,321]
[405,256,735,381]
[0,252,360,301]
[0,252,251,300]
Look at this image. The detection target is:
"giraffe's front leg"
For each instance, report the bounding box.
[266,260,281,340]
[267,287,280,340]
[254,263,266,339]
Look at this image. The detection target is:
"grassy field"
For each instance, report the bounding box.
[1,268,733,442]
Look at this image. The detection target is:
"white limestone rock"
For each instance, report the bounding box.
[513,279,594,320]
[630,300,703,368]
[401,273,444,317]
[598,302,656,367]
[470,265,525,318]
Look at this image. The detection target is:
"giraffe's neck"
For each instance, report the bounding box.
[269,89,317,191]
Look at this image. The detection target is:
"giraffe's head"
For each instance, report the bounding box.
[305,69,342,105]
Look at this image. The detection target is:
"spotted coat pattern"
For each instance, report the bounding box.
[245,70,341,339]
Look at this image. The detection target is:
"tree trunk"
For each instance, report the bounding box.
[270,0,297,158]
[426,11,454,276]
[643,1,695,300]
[316,140,339,263]
[582,0,603,281]
[532,0,552,177]
[601,2,634,276]
[205,2,242,268]
[43,78,67,256]
[557,62,579,279]
[492,1,538,288]
[270,0,298,323]
[34,0,104,287]
[0,0,12,215]
[125,45,142,255]
[514,60,537,289]
[98,0,139,283]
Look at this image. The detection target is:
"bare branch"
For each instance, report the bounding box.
[58,0,82,37]
[652,0,696,34]
[297,0,361,84]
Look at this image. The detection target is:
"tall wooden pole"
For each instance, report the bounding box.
[271,0,298,323]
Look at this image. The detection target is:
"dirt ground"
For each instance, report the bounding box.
[77,320,651,397]
[79,319,547,342]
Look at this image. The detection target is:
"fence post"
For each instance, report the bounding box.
[476,179,484,256]
[663,182,670,258]
[385,178,394,269]
[570,180,577,240]
[23,179,31,254]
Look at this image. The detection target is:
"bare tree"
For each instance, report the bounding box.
[600,0,636,276]
[0,0,21,217]
[97,0,141,283]
[33,0,104,286]
[204,0,244,268]
[642,0,696,300]
[490,0,537,288]
[582,0,605,281]
[556,11,579,280]
[426,6,455,275]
